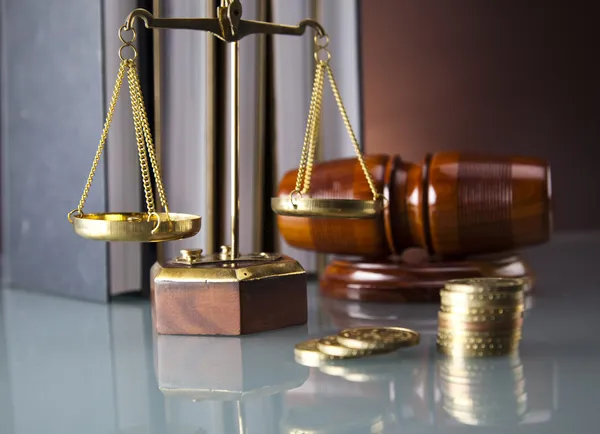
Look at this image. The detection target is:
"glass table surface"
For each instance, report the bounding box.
[1,233,599,434]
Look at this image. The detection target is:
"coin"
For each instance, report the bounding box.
[336,327,420,350]
[294,338,340,367]
[437,334,519,348]
[437,334,520,348]
[438,317,523,333]
[437,342,518,357]
[437,328,521,339]
[440,304,524,316]
[316,335,391,358]
[438,310,522,324]
[440,289,524,306]
[444,277,528,294]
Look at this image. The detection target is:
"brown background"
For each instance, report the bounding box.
[360,0,600,231]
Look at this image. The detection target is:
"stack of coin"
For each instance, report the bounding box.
[294,327,420,367]
[436,278,526,357]
[438,354,527,425]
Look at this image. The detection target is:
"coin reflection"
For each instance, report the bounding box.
[282,398,386,434]
[437,353,528,426]
[291,344,429,432]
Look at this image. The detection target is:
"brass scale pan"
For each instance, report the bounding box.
[270,197,383,219]
[269,25,384,220]
[68,23,201,243]
[70,212,201,242]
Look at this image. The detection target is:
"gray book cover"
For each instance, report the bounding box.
[0,0,147,302]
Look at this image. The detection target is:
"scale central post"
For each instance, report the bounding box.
[229,39,240,259]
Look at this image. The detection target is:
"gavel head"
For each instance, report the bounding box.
[275,152,552,258]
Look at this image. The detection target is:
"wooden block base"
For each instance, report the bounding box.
[320,249,534,303]
[151,254,307,335]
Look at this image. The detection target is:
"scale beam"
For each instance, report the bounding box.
[124,6,326,42]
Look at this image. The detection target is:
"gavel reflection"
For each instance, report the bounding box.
[276,152,552,257]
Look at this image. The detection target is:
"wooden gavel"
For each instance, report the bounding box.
[276,152,552,257]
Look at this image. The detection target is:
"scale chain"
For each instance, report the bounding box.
[128,63,170,215]
[69,23,171,224]
[302,62,325,194]
[128,63,157,215]
[295,61,325,195]
[71,60,128,219]
[325,63,380,201]
[293,36,381,202]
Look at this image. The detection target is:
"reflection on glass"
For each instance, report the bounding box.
[437,353,527,426]
[287,334,434,433]
[281,398,386,433]
[322,296,439,335]
[154,326,310,434]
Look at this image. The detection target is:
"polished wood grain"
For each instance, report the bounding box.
[277,156,390,256]
[150,256,307,336]
[276,152,552,257]
[427,152,552,256]
[319,250,534,303]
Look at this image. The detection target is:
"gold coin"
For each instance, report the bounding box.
[437,328,522,338]
[437,337,522,350]
[438,317,523,333]
[294,338,340,367]
[316,335,391,358]
[437,334,520,348]
[437,333,520,345]
[437,342,519,357]
[444,278,528,294]
[438,310,522,324]
[440,289,524,306]
[437,328,521,339]
[336,327,420,350]
[440,304,524,316]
